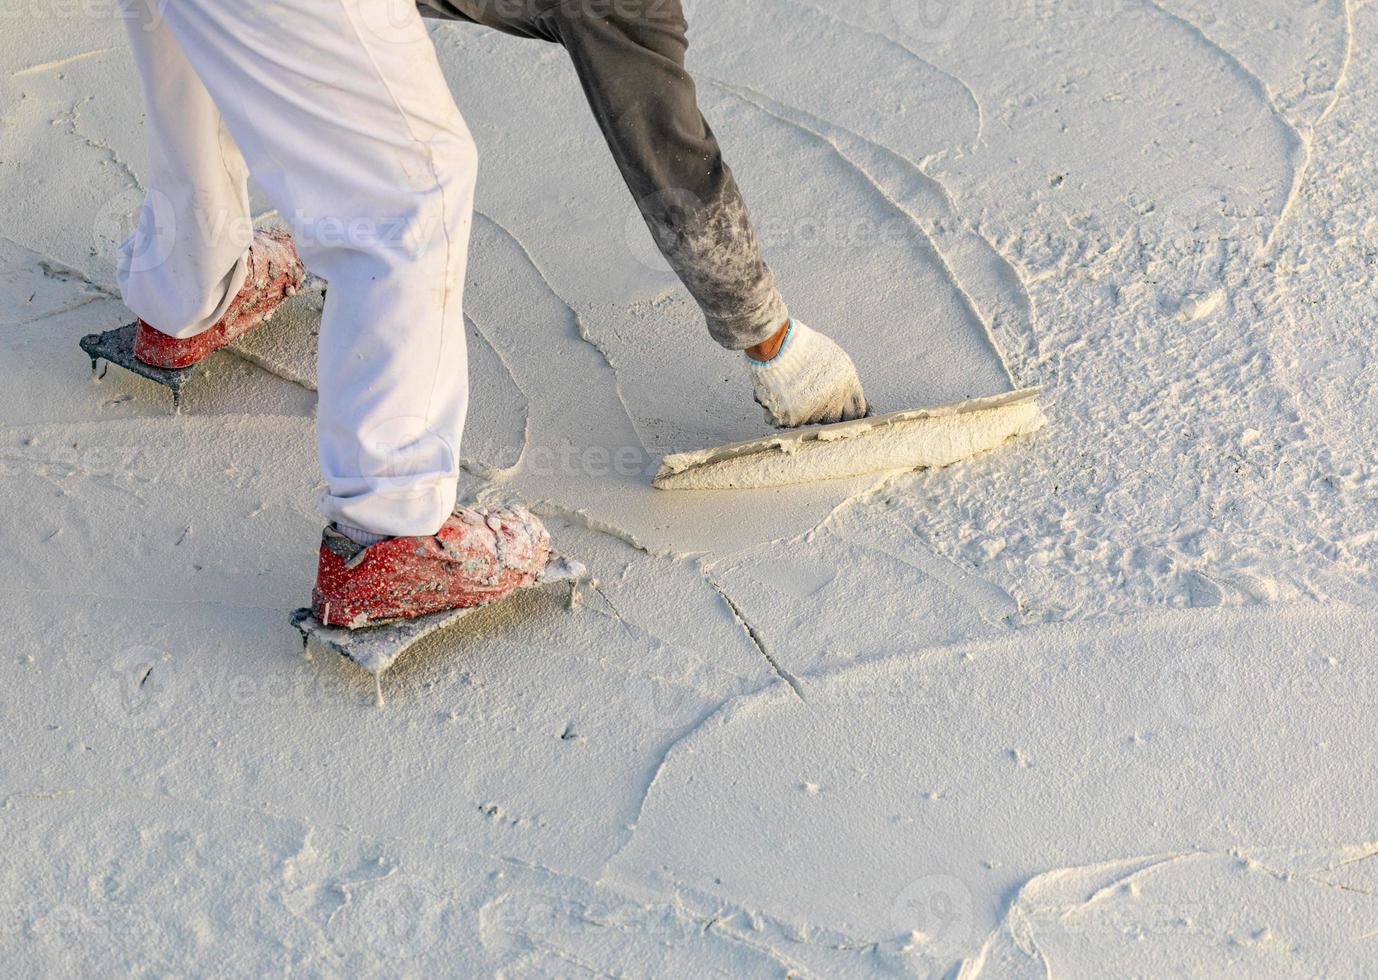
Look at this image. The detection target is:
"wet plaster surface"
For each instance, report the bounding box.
[2,1,1376,974]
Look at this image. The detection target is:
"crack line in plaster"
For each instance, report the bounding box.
[705,575,805,700]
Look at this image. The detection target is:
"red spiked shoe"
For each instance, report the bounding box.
[134,227,306,369]
[311,505,552,629]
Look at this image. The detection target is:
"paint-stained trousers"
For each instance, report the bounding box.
[417,0,788,346]
[116,0,784,537]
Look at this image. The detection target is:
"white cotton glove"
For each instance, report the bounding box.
[747,321,868,427]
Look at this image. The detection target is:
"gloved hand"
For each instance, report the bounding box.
[747,320,868,427]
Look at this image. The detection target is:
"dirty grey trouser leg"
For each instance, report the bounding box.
[419,0,788,349]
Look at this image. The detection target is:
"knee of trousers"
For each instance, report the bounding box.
[422,126,479,235]
[293,130,476,272]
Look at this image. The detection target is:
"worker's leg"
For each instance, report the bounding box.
[126,0,478,536]
[420,0,788,350]
[116,0,252,337]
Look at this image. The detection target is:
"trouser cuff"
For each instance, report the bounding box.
[705,287,790,351]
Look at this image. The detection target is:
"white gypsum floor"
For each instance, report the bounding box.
[2,1,1376,975]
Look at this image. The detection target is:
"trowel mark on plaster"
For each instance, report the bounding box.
[466,212,912,666]
[472,209,646,458]
[521,499,659,557]
[6,790,823,973]
[774,0,985,155]
[463,213,691,559]
[824,508,1024,630]
[966,842,1378,977]
[571,579,763,695]
[1314,0,1356,131]
[710,80,1032,386]
[1138,0,1311,256]
[459,313,532,481]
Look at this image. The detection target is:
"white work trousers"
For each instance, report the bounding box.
[117,0,476,537]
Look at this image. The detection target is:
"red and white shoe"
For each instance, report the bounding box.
[134,228,307,370]
[311,505,553,629]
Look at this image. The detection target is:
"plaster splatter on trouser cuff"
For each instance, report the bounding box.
[418,0,790,350]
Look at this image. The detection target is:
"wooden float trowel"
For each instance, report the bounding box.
[653,388,1046,491]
